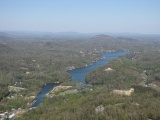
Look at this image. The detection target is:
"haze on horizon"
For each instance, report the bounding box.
[0,0,160,34]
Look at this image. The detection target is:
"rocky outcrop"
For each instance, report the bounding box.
[95,105,105,113]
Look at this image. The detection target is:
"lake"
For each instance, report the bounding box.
[68,51,128,83]
[32,83,58,107]
[32,51,128,107]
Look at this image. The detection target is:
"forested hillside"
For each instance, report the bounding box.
[0,33,160,119]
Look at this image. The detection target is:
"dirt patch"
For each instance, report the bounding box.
[112,88,134,96]
[51,85,73,92]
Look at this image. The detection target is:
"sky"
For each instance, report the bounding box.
[0,0,160,34]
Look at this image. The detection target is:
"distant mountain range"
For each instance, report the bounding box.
[1,31,160,37]
[0,31,160,42]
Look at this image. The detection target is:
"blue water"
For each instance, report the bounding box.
[68,51,128,83]
[32,83,57,107]
[32,51,128,107]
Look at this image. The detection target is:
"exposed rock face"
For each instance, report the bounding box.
[95,105,105,113]
[112,88,134,96]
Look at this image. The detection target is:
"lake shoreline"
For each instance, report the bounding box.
[32,51,128,108]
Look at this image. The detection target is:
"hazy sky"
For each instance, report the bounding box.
[0,0,160,34]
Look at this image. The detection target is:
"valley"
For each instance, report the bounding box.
[0,32,160,119]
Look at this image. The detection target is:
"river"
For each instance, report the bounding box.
[32,51,128,107]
